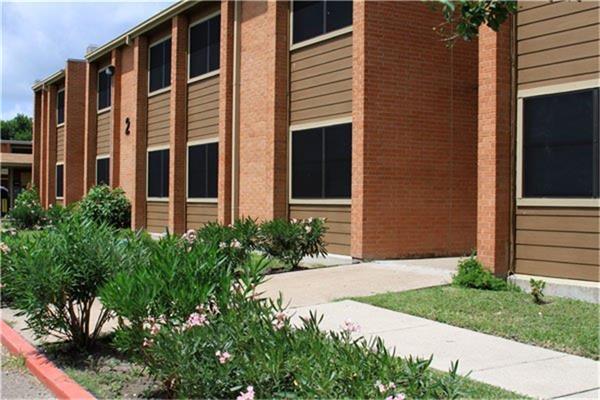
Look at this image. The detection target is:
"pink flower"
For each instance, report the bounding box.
[375,380,387,393]
[0,242,10,254]
[236,386,254,400]
[341,318,360,333]
[184,312,208,330]
[149,323,161,336]
[385,394,405,400]
[142,338,154,348]
[215,350,231,364]
[272,311,287,330]
[182,229,197,244]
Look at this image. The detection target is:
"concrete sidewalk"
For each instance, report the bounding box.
[291,300,600,399]
[260,257,458,307]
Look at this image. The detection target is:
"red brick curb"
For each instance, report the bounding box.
[0,320,95,400]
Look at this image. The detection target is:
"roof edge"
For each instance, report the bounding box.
[32,69,65,91]
[86,0,197,62]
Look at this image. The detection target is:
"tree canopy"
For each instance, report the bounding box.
[1,114,33,141]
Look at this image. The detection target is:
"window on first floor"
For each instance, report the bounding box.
[56,89,65,125]
[96,157,110,186]
[292,122,352,199]
[522,88,599,198]
[98,68,112,110]
[149,37,171,93]
[189,13,221,79]
[292,0,353,44]
[148,149,169,198]
[188,142,218,198]
[56,164,64,198]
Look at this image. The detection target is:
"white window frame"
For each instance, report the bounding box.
[55,162,64,200]
[148,35,172,97]
[146,144,170,202]
[97,66,112,113]
[95,154,110,186]
[516,79,600,208]
[187,10,221,84]
[289,0,353,51]
[288,116,352,205]
[186,138,219,203]
[56,88,65,127]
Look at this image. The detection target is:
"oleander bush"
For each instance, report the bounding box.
[193,217,260,265]
[258,217,328,269]
[5,215,145,349]
[78,185,131,229]
[453,255,516,291]
[101,232,467,399]
[46,203,74,226]
[8,187,45,229]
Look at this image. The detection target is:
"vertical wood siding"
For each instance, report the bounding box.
[187,75,220,141]
[517,2,600,90]
[290,33,352,125]
[515,207,600,281]
[146,201,169,233]
[289,204,351,255]
[96,111,111,155]
[56,126,65,162]
[147,91,171,147]
[186,202,218,230]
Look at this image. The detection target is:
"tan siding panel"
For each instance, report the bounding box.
[290,33,352,125]
[515,206,600,281]
[518,72,600,90]
[518,57,599,85]
[519,41,600,69]
[289,204,351,255]
[146,201,169,233]
[517,7,600,40]
[518,2,599,26]
[186,202,218,230]
[518,25,600,55]
[96,111,111,155]
[147,92,171,146]
[187,75,220,141]
[56,126,65,161]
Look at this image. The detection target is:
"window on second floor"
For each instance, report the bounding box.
[56,89,65,125]
[148,148,170,198]
[292,0,353,45]
[522,88,599,198]
[149,37,171,93]
[188,142,218,198]
[98,68,112,110]
[96,157,110,186]
[189,14,221,80]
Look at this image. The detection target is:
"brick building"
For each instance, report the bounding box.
[32,1,599,282]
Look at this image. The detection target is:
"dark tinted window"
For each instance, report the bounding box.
[292,123,351,198]
[96,157,110,186]
[293,1,352,44]
[57,90,65,124]
[98,69,112,110]
[149,38,171,93]
[148,149,169,198]
[188,142,219,198]
[56,164,64,198]
[189,14,221,79]
[523,88,599,198]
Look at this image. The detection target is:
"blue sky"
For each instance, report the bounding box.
[1,1,172,120]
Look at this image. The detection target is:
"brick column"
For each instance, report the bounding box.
[168,15,188,234]
[237,1,288,221]
[84,62,98,191]
[477,24,512,276]
[32,91,42,190]
[110,49,122,188]
[218,0,235,225]
[45,85,57,207]
[64,60,86,204]
[131,36,149,230]
[39,89,48,203]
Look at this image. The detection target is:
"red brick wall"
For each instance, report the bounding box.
[32,91,42,190]
[64,60,86,204]
[352,1,479,259]
[83,62,98,191]
[39,90,47,203]
[237,1,288,221]
[110,49,122,188]
[477,24,512,276]
[168,15,188,234]
[45,85,57,207]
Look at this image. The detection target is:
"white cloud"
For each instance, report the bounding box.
[1,1,172,120]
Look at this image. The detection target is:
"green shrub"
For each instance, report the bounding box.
[46,203,73,226]
[530,278,546,304]
[101,234,467,399]
[6,215,140,349]
[193,217,259,265]
[8,187,45,230]
[79,185,131,229]
[259,217,327,269]
[452,256,514,291]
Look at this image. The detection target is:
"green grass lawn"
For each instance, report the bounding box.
[355,286,599,360]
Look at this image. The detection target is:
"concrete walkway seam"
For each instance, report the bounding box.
[1,320,95,400]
